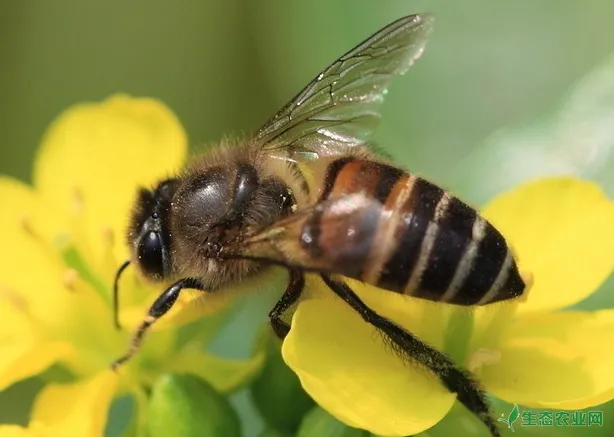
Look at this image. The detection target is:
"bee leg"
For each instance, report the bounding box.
[320,274,500,437]
[111,277,208,370]
[268,269,305,340]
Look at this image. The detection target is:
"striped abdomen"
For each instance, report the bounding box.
[302,157,526,305]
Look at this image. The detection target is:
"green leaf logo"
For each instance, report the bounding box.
[498,404,520,432]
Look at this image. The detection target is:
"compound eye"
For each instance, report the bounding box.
[137,231,165,278]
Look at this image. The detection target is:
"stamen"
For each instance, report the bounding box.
[20,216,40,240]
[20,216,57,259]
[72,188,85,214]
[62,268,80,292]
[102,226,115,248]
[102,226,121,280]
[468,348,502,372]
[67,188,98,270]
[0,286,29,313]
[518,270,534,302]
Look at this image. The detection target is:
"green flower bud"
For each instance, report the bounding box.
[257,427,286,437]
[148,373,241,437]
[250,330,314,434]
[297,406,369,437]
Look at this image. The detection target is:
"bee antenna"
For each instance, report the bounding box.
[113,260,131,330]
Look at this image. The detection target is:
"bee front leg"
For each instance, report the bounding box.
[111,277,210,370]
[268,269,304,340]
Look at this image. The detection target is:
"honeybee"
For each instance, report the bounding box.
[112,14,525,437]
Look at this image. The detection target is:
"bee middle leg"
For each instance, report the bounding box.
[111,277,212,370]
[320,274,500,437]
[268,269,305,340]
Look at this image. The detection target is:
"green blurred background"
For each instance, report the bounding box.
[3,0,614,195]
[2,1,614,436]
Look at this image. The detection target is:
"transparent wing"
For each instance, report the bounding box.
[255,13,434,159]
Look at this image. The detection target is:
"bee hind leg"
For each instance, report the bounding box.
[268,269,304,340]
[111,277,211,370]
[320,274,500,437]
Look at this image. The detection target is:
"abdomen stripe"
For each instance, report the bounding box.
[449,221,508,305]
[377,178,444,292]
[414,197,478,301]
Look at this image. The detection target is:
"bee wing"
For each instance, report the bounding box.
[255,14,433,160]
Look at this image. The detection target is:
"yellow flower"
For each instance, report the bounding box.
[282,177,614,436]
[0,96,262,436]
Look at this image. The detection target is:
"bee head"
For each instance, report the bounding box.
[127,178,179,281]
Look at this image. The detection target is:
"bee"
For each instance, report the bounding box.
[112,14,525,437]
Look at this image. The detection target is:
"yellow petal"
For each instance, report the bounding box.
[0,286,75,390]
[0,426,28,437]
[0,425,47,437]
[478,309,614,409]
[31,371,119,437]
[282,287,456,436]
[50,279,126,376]
[0,426,27,437]
[33,95,187,270]
[0,340,74,392]
[0,178,116,375]
[0,177,65,244]
[482,177,614,313]
[0,178,75,328]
